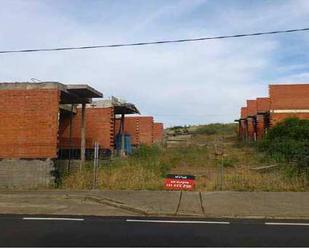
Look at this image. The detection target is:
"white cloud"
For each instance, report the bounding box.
[0,0,309,126]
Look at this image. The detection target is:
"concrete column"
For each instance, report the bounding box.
[247,117,256,142]
[237,121,241,138]
[240,119,246,142]
[256,114,265,140]
[68,104,74,172]
[120,114,125,157]
[80,103,86,169]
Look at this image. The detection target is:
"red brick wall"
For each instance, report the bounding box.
[138,116,154,145]
[256,97,270,113]
[247,100,257,116]
[270,113,309,126]
[115,116,154,146]
[268,84,309,126]
[59,107,114,150]
[153,123,164,143]
[115,117,139,146]
[269,84,309,110]
[0,89,60,158]
[241,107,247,119]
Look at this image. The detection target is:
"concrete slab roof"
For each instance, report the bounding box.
[0,82,66,90]
[66,84,103,98]
[59,104,77,114]
[88,97,140,114]
[0,82,103,104]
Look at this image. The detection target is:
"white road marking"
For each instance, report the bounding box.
[265,222,309,226]
[22,217,84,221]
[126,219,230,224]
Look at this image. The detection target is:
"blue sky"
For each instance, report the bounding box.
[1,0,309,127]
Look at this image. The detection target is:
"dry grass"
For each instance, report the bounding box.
[62,145,169,190]
[168,132,308,191]
[196,167,307,192]
[63,165,163,190]
[61,130,309,192]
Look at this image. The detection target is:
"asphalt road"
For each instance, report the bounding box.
[0,215,309,247]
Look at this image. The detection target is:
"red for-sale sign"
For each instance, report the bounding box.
[164,174,195,191]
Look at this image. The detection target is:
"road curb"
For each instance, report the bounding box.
[82,195,149,216]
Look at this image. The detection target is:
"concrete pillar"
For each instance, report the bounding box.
[120,114,125,157]
[68,104,74,172]
[256,114,265,140]
[237,121,241,138]
[239,119,246,142]
[247,117,256,142]
[80,103,86,169]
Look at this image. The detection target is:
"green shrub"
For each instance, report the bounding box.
[193,123,237,136]
[131,144,161,160]
[258,118,309,175]
[222,157,238,167]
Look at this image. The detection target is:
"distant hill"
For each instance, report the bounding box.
[165,123,237,136]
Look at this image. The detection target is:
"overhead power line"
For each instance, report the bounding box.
[1,27,309,54]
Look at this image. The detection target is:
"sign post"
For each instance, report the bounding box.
[164,174,195,191]
[93,142,99,189]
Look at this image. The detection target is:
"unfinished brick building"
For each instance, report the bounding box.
[59,98,139,157]
[255,97,270,139]
[237,83,309,141]
[269,84,309,125]
[153,123,164,143]
[0,82,102,188]
[115,116,154,146]
[59,105,115,156]
[237,97,272,141]
[246,100,257,141]
[237,107,248,141]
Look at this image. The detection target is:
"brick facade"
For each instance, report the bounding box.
[153,123,164,143]
[0,89,60,159]
[269,84,309,110]
[240,107,247,119]
[256,97,270,113]
[115,116,154,146]
[115,117,139,146]
[0,82,103,188]
[246,100,257,117]
[138,116,154,145]
[59,106,115,150]
[238,84,309,141]
[270,113,309,126]
[268,84,309,126]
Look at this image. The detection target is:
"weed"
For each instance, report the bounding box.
[61,122,309,192]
